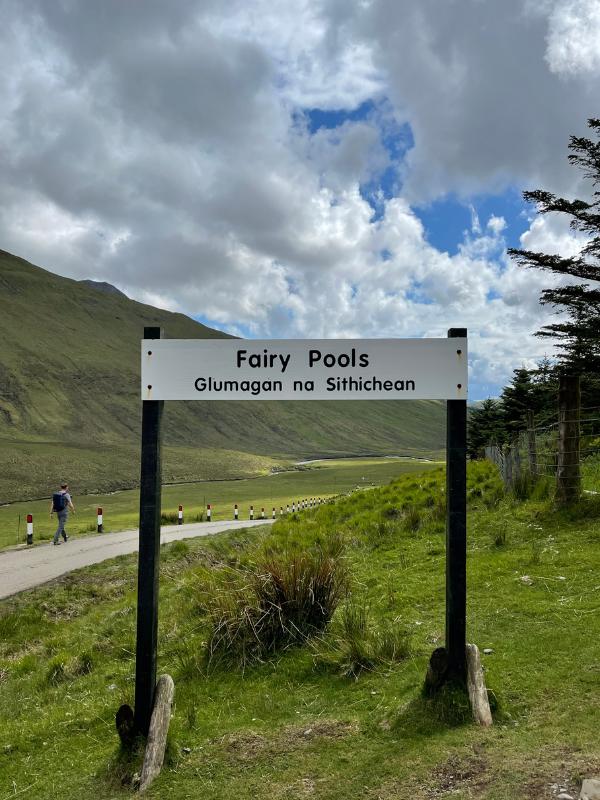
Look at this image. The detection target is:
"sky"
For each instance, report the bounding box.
[1,0,599,399]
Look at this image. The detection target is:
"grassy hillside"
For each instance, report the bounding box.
[0,249,445,500]
[0,463,598,798]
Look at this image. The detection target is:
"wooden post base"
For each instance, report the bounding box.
[424,644,492,727]
[139,674,175,793]
[115,674,175,793]
[466,644,492,727]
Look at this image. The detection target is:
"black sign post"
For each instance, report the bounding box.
[445,327,467,682]
[134,326,164,736]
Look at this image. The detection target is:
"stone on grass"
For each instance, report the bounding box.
[483,648,494,655]
[580,779,600,800]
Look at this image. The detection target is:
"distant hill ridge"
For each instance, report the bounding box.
[79,279,128,298]
[0,249,445,494]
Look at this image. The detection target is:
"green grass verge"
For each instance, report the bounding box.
[0,457,439,549]
[1,462,599,798]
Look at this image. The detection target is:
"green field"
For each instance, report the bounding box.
[1,462,598,799]
[0,457,440,549]
[0,438,287,504]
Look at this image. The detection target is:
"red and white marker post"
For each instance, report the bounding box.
[178,505,183,525]
[26,514,33,545]
[97,507,104,533]
[234,503,239,520]
[206,504,211,522]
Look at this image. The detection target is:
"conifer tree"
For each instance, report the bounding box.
[467,398,504,458]
[508,118,600,373]
[501,368,536,435]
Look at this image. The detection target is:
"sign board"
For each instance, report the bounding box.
[141,338,467,401]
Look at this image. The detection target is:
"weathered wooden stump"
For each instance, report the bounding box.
[425,644,493,727]
[466,643,492,727]
[139,674,175,793]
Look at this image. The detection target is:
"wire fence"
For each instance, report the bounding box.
[485,387,600,499]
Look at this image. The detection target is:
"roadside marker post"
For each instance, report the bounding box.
[261,507,265,519]
[234,504,238,520]
[178,505,183,525]
[133,332,470,741]
[207,504,211,522]
[97,508,104,533]
[286,504,290,514]
[26,514,33,545]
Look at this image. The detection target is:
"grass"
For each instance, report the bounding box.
[0,456,440,549]
[1,460,599,798]
[0,438,287,504]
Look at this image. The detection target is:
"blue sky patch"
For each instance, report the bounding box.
[415,188,530,255]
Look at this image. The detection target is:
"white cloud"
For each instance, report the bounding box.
[0,0,597,398]
[545,0,600,76]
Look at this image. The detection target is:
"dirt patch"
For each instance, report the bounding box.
[520,747,600,800]
[373,753,490,800]
[425,755,490,798]
[220,719,358,764]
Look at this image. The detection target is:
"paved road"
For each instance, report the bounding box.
[0,519,274,600]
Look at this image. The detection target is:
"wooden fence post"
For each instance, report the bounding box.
[557,375,581,505]
[513,436,522,483]
[505,443,513,490]
[526,410,538,477]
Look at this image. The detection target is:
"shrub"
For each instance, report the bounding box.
[203,536,348,668]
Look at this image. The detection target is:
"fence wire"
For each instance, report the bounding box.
[484,409,600,495]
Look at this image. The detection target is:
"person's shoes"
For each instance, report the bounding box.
[53,541,61,546]
[63,535,68,542]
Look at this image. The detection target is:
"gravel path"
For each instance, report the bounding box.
[0,518,274,600]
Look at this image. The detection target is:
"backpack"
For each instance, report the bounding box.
[52,492,67,512]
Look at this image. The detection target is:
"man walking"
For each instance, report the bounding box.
[50,483,75,545]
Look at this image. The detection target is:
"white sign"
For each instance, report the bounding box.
[141,338,467,401]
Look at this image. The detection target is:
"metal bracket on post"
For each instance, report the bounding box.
[134,327,164,737]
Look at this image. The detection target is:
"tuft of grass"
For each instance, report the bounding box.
[202,536,348,669]
[313,598,411,678]
[402,506,421,533]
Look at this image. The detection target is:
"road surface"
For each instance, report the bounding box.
[0,518,274,600]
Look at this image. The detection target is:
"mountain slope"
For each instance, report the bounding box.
[0,249,445,499]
